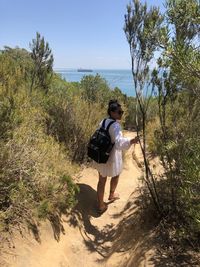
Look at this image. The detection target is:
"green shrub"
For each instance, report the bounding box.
[0,93,79,231]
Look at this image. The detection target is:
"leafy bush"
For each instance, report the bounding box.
[0,88,79,232]
[124,0,200,248]
[45,79,106,162]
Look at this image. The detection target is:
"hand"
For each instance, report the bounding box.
[130,136,140,145]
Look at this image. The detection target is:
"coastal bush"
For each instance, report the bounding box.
[124,0,200,248]
[45,78,106,162]
[80,74,111,104]
[0,43,80,237]
[0,90,79,232]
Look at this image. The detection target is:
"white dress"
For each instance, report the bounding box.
[92,118,131,177]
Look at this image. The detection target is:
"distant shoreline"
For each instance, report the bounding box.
[54,68,132,71]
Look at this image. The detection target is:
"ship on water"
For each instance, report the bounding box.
[77,68,93,72]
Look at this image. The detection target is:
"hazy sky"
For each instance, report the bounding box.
[1,0,164,69]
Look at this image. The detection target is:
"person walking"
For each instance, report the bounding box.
[93,100,139,214]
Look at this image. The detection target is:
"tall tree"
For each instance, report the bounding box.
[124,0,165,215]
[29,32,54,93]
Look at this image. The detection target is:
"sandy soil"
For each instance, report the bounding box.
[2,132,158,267]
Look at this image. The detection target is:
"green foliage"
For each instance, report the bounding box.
[124,0,164,64]
[45,76,107,162]
[80,74,111,104]
[166,0,200,43]
[0,42,79,234]
[0,94,78,229]
[29,32,54,93]
[125,0,200,246]
[0,47,32,95]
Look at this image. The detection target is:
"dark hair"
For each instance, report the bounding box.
[107,100,121,116]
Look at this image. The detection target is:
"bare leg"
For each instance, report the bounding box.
[109,175,120,200]
[97,173,107,210]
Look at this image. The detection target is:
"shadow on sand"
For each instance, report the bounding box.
[67,183,198,267]
[66,182,157,264]
[27,181,198,266]
[66,183,115,257]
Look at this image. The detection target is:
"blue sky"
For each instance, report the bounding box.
[1,0,164,69]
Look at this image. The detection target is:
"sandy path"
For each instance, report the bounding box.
[3,132,156,267]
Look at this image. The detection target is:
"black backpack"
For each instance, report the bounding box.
[87,119,116,163]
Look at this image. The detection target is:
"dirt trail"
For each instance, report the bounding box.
[3,131,157,267]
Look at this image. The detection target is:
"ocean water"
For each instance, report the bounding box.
[54,69,135,97]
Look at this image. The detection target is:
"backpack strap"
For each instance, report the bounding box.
[106,120,116,132]
[102,118,116,131]
[102,119,107,129]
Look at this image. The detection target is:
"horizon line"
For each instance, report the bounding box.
[53,67,132,70]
